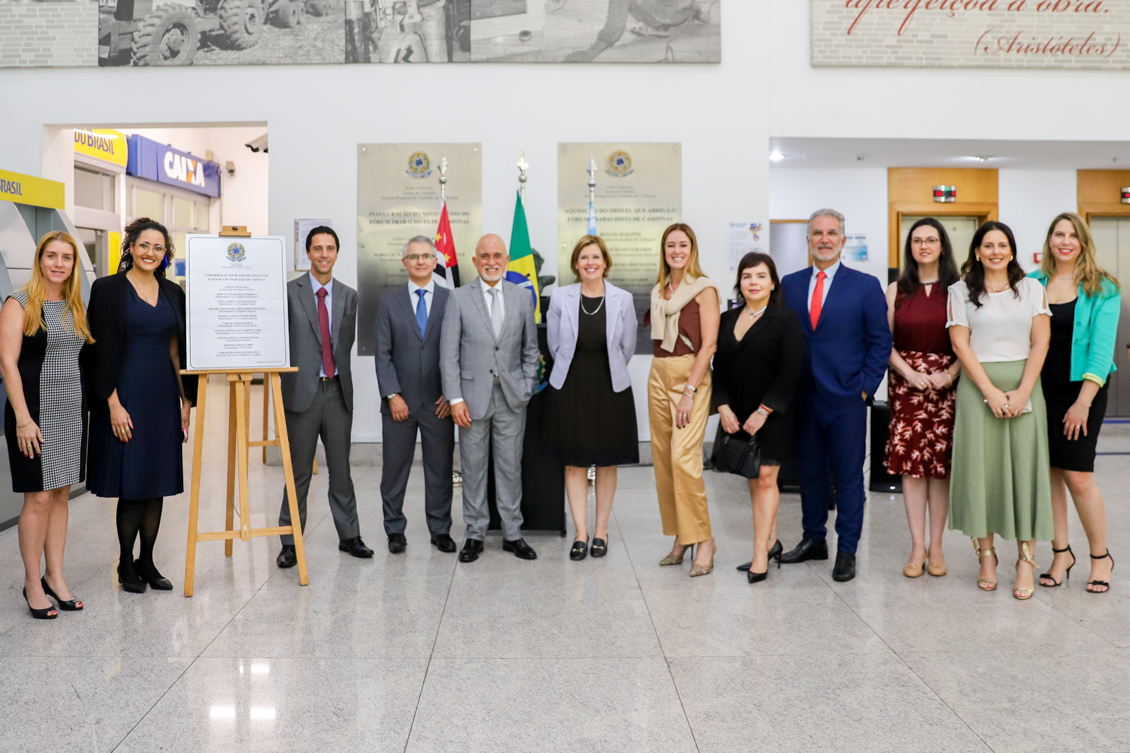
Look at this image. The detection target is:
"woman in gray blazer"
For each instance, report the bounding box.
[545,235,639,561]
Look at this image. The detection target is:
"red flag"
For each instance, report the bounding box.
[435,201,460,287]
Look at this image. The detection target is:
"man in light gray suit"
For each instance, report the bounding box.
[375,235,455,555]
[277,226,373,569]
[441,234,541,563]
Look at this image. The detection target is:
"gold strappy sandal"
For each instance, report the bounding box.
[1014,543,1039,601]
[973,538,998,592]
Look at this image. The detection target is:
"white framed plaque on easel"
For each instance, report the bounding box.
[184,233,291,371]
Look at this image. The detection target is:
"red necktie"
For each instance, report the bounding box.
[810,270,826,329]
[316,287,336,378]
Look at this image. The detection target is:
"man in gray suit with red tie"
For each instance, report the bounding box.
[277,226,373,568]
[375,235,455,555]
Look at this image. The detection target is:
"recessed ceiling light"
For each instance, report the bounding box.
[972,156,992,162]
[769,151,785,162]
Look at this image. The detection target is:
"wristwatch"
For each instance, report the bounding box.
[756,406,770,416]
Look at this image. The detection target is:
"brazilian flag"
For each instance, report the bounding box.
[506,190,541,323]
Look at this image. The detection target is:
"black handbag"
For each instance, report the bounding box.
[711,424,762,479]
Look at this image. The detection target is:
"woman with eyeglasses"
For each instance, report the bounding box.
[884,219,962,579]
[1030,213,1120,593]
[85,218,197,594]
[947,221,1052,600]
[0,232,94,619]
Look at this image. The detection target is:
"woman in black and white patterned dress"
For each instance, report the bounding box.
[0,231,93,619]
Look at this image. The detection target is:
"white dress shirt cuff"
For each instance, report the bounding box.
[450,398,464,405]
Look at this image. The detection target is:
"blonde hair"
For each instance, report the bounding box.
[656,223,706,285]
[1040,212,1121,298]
[570,235,612,282]
[22,231,93,343]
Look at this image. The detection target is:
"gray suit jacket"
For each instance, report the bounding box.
[280,274,358,414]
[375,284,450,415]
[440,277,540,421]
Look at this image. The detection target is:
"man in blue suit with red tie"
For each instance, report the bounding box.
[778,209,892,582]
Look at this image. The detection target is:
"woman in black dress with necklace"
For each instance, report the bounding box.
[546,235,639,560]
[85,218,197,594]
[714,253,804,583]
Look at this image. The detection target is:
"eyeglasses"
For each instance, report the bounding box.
[911,237,940,246]
[135,241,166,253]
[406,253,435,262]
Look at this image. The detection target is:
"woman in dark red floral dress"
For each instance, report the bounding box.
[885,218,963,579]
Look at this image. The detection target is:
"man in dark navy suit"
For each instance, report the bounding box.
[778,209,892,582]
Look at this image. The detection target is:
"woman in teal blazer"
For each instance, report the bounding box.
[1030,212,1120,594]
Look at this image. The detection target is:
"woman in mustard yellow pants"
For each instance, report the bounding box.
[646,223,720,576]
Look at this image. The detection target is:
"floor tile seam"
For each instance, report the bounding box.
[402,535,460,753]
[107,650,199,752]
[1028,592,1127,653]
[611,507,702,753]
[813,561,998,752]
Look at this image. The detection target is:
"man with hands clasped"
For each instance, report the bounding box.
[375,236,456,555]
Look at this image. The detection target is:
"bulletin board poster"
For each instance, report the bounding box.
[184,234,290,371]
[356,143,482,356]
[557,142,682,353]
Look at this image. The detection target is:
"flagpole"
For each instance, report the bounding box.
[517,151,529,201]
[438,154,447,202]
[587,154,598,235]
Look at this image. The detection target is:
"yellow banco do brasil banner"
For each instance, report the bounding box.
[74,129,128,168]
[0,169,64,210]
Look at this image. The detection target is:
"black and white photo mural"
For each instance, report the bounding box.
[0,0,720,68]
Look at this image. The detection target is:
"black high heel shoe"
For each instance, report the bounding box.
[135,559,173,591]
[117,560,147,594]
[737,540,783,572]
[1039,544,1074,587]
[1087,550,1114,594]
[570,538,589,561]
[41,577,82,611]
[23,587,57,619]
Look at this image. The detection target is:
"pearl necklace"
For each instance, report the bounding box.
[745,304,768,319]
[986,281,1010,293]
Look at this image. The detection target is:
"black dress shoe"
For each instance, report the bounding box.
[135,559,173,591]
[503,537,538,560]
[277,545,297,569]
[387,533,407,554]
[118,560,147,593]
[570,539,588,561]
[431,534,457,553]
[590,537,608,558]
[339,536,375,558]
[832,551,857,582]
[737,540,783,572]
[459,538,484,563]
[780,538,829,564]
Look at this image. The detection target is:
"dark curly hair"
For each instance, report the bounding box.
[119,217,174,277]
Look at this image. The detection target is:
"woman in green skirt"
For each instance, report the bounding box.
[946,221,1052,600]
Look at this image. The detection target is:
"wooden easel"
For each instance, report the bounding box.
[183,369,307,596]
[182,225,309,596]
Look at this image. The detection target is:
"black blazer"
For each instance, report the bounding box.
[82,272,198,408]
[712,305,804,422]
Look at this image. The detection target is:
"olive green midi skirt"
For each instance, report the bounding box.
[949,360,1053,541]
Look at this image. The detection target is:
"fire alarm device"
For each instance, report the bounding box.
[1121,187,1130,204]
[933,186,957,203]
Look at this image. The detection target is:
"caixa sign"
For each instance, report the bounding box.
[127,134,221,198]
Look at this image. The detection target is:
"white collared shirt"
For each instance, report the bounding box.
[408,277,436,317]
[807,259,841,309]
[310,272,333,378]
[481,277,505,322]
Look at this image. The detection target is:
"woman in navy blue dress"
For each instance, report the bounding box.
[85,218,196,593]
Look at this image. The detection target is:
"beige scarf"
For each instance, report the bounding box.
[650,274,719,353]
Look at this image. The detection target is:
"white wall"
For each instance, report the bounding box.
[769,167,890,283]
[998,169,1078,273]
[0,2,769,442]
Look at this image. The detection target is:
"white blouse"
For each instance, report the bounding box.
[946,278,1050,362]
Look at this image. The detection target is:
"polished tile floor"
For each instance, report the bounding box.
[2,381,1129,752]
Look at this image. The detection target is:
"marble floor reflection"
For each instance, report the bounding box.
[2,381,1128,752]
